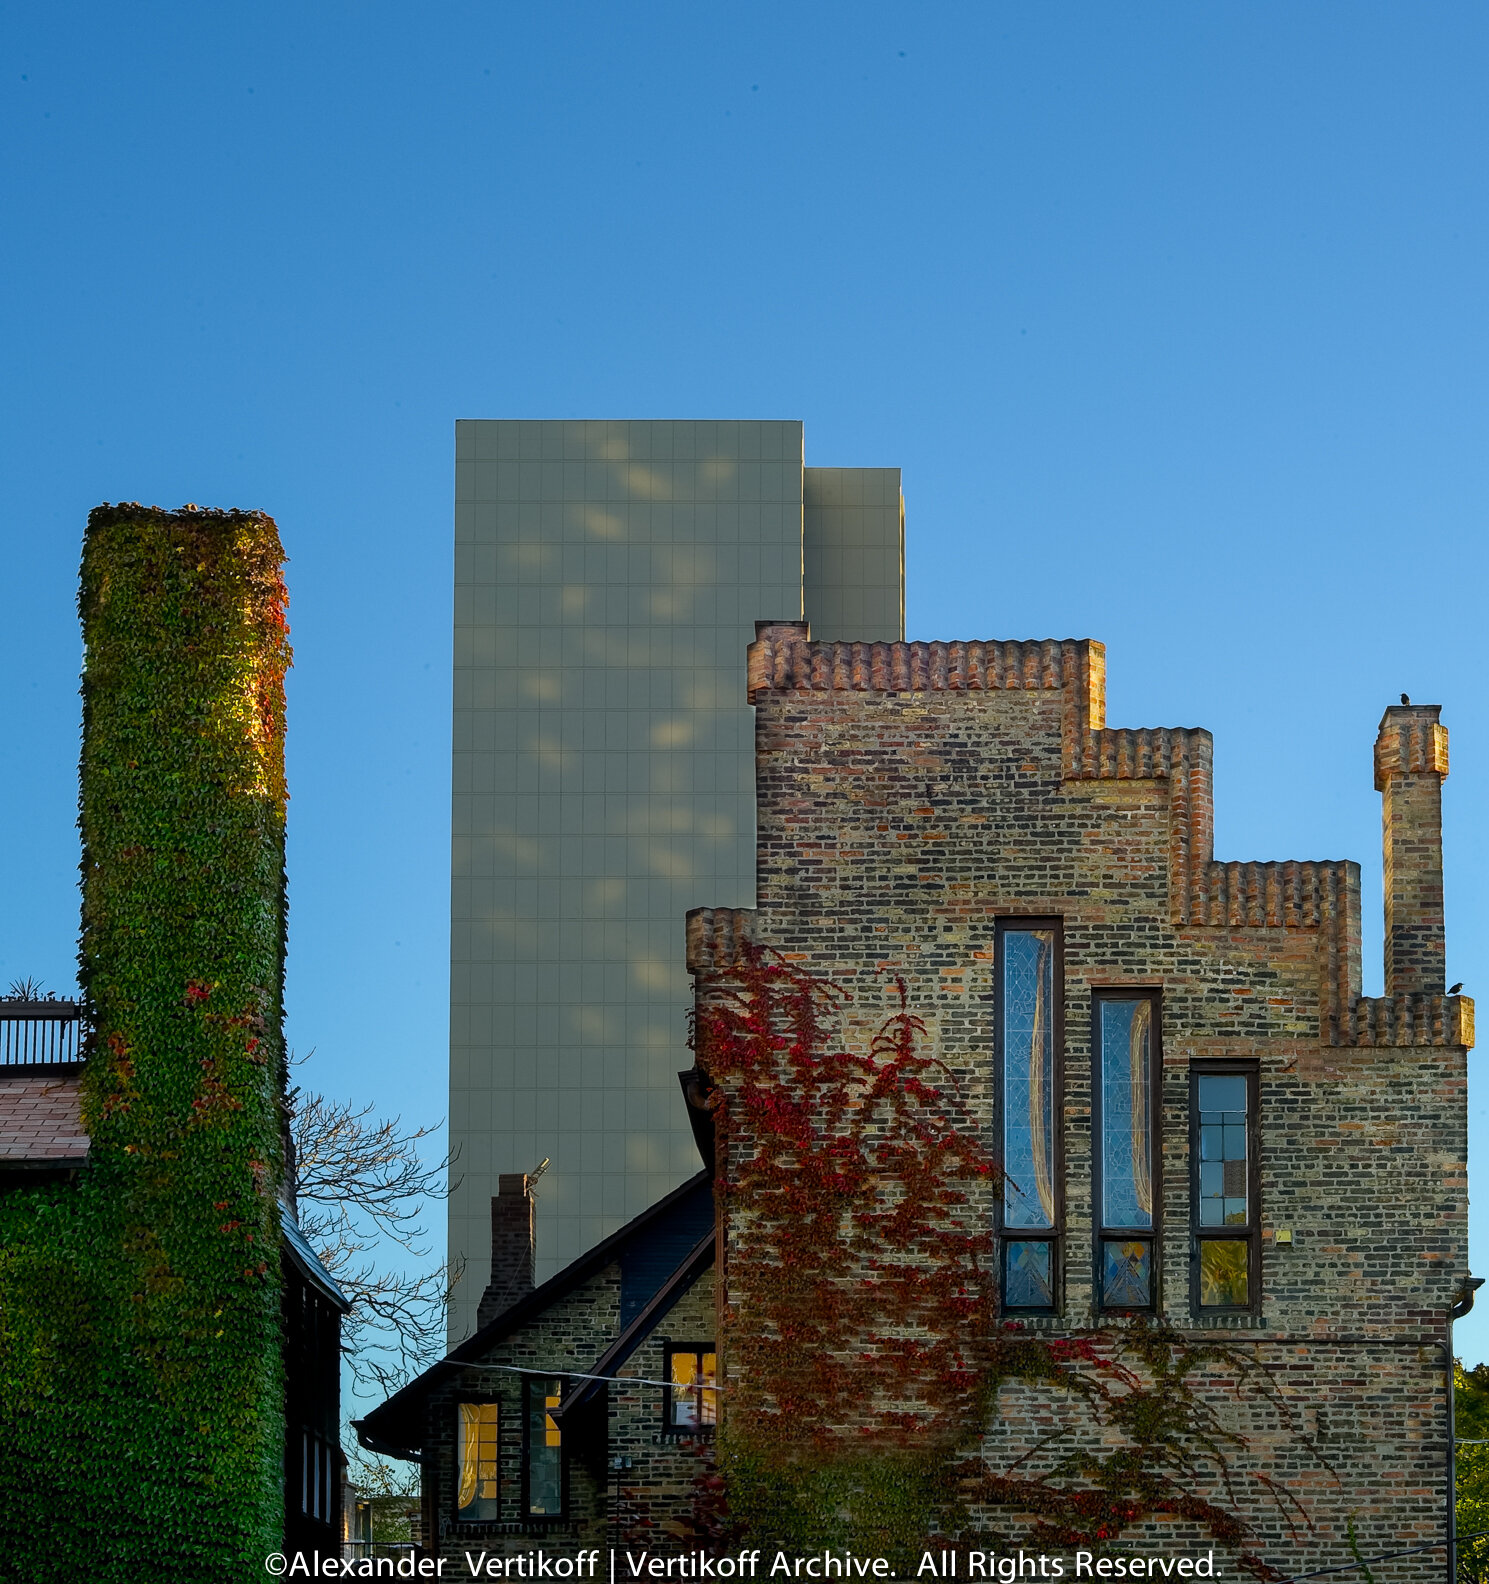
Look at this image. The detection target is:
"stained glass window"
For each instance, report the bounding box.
[999,924,1060,1312]
[1197,1074,1248,1228]
[1002,929,1056,1230]
[1100,1000,1153,1229]
[1004,1240,1055,1309]
[1192,1068,1256,1312]
[525,1376,564,1516]
[457,1402,500,1520]
[1199,1239,1249,1307]
[1096,995,1157,1309]
[1101,1239,1153,1308]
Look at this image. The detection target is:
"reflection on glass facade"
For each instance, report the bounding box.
[1198,1074,1249,1227]
[525,1377,563,1516]
[1002,929,1056,1229]
[1100,1000,1153,1229]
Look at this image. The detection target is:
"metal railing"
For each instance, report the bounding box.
[0,999,86,1068]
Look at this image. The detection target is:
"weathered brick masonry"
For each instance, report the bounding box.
[362,1173,719,1563]
[689,624,1473,1577]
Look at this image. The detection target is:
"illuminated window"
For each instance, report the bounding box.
[1191,1066,1258,1313]
[457,1402,500,1520]
[1095,994,1160,1311]
[997,922,1062,1312]
[665,1344,718,1431]
[524,1376,564,1517]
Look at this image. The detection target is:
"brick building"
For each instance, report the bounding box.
[370,621,1472,1576]
[688,623,1473,1574]
[357,1167,719,1558]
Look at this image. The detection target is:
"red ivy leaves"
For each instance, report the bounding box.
[695,948,1308,1568]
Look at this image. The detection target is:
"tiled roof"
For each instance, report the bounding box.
[0,1071,89,1166]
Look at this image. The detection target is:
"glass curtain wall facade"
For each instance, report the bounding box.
[450,420,903,1338]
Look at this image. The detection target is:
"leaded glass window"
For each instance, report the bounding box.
[1095,994,1159,1310]
[1197,1074,1248,1226]
[524,1376,564,1517]
[998,923,1061,1312]
[457,1402,500,1520]
[1191,1066,1257,1313]
[666,1344,718,1431]
[1004,1239,1055,1309]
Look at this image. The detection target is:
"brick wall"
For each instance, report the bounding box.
[691,624,1471,1576]
[420,1262,716,1562]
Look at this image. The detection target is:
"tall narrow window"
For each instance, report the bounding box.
[997,922,1062,1312]
[1191,1066,1258,1313]
[524,1376,565,1517]
[1095,993,1160,1310]
[457,1402,500,1520]
[665,1344,718,1431]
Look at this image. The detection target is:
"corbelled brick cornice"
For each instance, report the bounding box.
[736,625,1472,1050]
[686,907,757,974]
[1374,704,1449,791]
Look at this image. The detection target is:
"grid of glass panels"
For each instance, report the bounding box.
[1000,926,1058,1310]
[457,1402,500,1520]
[1194,1071,1254,1310]
[1097,996,1157,1309]
[524,1376,564,1516]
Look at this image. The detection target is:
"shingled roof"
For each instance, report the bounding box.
[357,1170,714,1460]
[0,1070,89,1175]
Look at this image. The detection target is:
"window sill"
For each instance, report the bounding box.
[446,1519,580,1539]
[1185,1312,1267,1329]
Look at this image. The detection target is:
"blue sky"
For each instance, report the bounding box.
[4,2,1487,1355]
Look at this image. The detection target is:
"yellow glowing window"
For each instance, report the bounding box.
[1199,1239,1250,1307]
[457,1402,500,1520]
[667,1345,718,1430]
[1192,1066,1257,1313]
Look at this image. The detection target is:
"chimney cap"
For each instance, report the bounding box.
[1375,706,1449,790]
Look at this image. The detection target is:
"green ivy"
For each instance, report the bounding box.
[0,505,291,1581]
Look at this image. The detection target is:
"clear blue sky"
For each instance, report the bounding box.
[4,3,1487,1353]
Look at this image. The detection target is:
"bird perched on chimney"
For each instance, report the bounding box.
[1400,693,1411,705]
[1449,982,1464,995]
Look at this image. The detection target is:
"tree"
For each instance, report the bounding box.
[1458,1362,1489,1582]
[289,1086,460,1396]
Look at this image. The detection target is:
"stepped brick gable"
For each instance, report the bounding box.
[691,621,1472,1572]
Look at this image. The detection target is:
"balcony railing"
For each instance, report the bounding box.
[0,999,86,1070]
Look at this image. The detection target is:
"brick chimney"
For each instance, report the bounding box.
[476,1173,535,1329]
[1374,703,1449,996]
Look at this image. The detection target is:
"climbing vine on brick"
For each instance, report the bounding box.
[0,504,291,1582]
[694,948,1312,1571]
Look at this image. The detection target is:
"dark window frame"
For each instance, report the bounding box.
[453,1399,502,1523]
[994,917,1065,1316]
[1189,1061,1261,1317]
[520,1374,568,1521]
[1091,990,1163,1314]
[662,1341,718,1437]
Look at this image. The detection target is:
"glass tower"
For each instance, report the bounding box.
[449,420,903,1338]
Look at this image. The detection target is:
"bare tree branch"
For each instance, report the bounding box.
[288,1086,463,1396]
